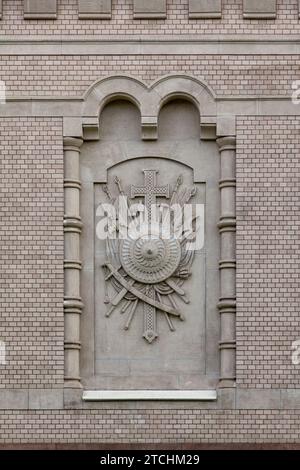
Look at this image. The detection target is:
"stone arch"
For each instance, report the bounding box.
[81,74,217,141]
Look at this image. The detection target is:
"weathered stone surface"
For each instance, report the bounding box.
[189,0,222,19]
[281,390,300,410]
[29,389,64,410]
[133,0,166,19]
[24,0,57,19]
[78,0,112,19]
[0,390,28,410]
[80,98,220,391]
[236,389,281,409]
[243,0,277,19]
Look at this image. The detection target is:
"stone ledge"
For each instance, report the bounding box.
[82,389,218,401]
[0,38,300,56]
[0,97,298,120]
[0,388,298,409]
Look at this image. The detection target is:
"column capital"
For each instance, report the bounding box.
[217,136,236,152]
[63,137,83,151]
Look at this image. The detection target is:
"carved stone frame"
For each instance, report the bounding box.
[63,75,236,393]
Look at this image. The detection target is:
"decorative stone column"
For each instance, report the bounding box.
[63,137,83,388]
[217,136,236,388]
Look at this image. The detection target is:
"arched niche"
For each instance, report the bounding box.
[63,75,236,398]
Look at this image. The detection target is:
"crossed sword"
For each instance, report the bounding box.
[102,263,185,340]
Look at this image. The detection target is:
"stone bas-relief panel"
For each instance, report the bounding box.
[100,167,199,344]
[80,100,220,390]
[94,159,205,381]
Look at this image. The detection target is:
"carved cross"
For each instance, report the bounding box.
[131,169,170,220]
[130,170,170,343]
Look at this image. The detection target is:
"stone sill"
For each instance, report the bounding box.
[82,390,217,401]
[24,14,57,19]
[189,13,222,19]
[243,13,276,19]
[78,14,112,20]
[133,14,167,19]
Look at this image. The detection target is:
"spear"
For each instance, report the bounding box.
[114,175,124,195]
[170,174,183,205]
[102,184,113,202]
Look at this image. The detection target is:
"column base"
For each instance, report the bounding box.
[64,379,83,389]
[218,378,236,389]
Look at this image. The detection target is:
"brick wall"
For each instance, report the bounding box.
[236,116,300,388]
[0,409,300,443]
[0,55,297,97]
[0,0,299,447]
[0,0,299,36]
[0,117,64,388]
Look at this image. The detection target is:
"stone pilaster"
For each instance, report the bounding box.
[217,136,236,388]
[63,137,83,389]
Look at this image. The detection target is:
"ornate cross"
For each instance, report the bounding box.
[131,169,170,220]
[130,170,170,342]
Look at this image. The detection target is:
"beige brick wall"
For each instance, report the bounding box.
[0,55,298,97]
[0,409,300,443]
[0,118,64,388]
[0,0,299,36]
[236,116,300,388]
[0,0,299,446]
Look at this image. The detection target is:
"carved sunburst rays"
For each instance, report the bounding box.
[101,170,197,343]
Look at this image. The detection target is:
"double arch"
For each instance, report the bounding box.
[80,74,217,141]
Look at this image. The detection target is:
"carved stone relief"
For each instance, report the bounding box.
[79,98,220,390]
[102,169,197,343]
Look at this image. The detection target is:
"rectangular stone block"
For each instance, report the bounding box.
[236,389,281,409]
[281,390,300,409]
[189,0,222,19]
[63,117,83,138]
[217,115,236,137]
[133,0,166,19]
[217,388,236,409]
[78,0,112,19]
[0,390,28,410]
[243,0,277,19]
[29,389,64,410]
[24,0,57,19]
